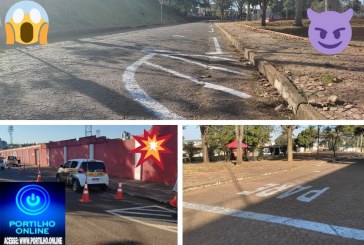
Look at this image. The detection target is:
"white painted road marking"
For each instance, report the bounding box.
[145,61,252,99]
[173,35,186,38]
[106,205,177,233]
[159,53,248,75]
[209,28,215,33]
[184,202,364,241]
[206,37,222,55]
[122,54,184,120]
[238,183,329,203]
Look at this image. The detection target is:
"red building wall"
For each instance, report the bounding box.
[67,145,89,160]
[49,147,64,168]
[94,139,135,179]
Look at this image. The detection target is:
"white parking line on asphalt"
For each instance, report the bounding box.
[106,205,177,233]
[122,54,184,120]
[209,28,215,33]
[145,61,252,99]
[173,35,186,38]
[159,53,248,75]
[206,37,223,55]
[184,202,364,241]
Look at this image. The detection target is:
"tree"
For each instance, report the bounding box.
[246,0,259,21]
[296,126,318,151]
[322,126,355,156]
[282,126,296,162]
[235,125,244,164]
[325,0,341,11]
[245,126,273,156]
[216,0,233,20]
[269,0,284,14]
[235,0,246,20]
[283,0,295,19]
[168,0,200,16]
[200,126,211,163]
[348,0,362,14]
[259,0,270,26]
[354,126,364,153]
[275,130,288,146]
[207,126,235,158]
[294,0,303,26]
[183,141,200,163]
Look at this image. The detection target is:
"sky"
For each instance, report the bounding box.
[0,125,152,144]
[183,125,308,142]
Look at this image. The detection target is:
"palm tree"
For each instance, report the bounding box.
[294,0,303,27]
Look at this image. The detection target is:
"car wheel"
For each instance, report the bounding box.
[56,174,61,183]
[72,180,82,193]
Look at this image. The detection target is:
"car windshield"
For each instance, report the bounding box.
[80,161,106,172]
[8,156,16,160]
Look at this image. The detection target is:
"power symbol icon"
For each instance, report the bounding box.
[26,193,41,207]
[16,185,50,216]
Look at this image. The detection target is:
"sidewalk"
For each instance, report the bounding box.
[215,22,364,120]
[108,176,174,205]
[184,153,363,192]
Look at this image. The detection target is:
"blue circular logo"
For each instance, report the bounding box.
[16,185,50,216]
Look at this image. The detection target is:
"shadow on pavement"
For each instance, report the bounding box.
[184,157,364,244]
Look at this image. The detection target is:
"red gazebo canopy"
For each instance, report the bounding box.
[227,141,248,149]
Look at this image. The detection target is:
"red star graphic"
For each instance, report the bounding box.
[130,128,173,169]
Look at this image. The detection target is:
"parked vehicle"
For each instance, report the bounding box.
[56,159,109,192]
[6,156,19,167]
[0,158,5,170]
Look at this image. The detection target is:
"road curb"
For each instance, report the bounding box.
[215,23,326,120]
[123,190,169,205]
[184,165,303,192]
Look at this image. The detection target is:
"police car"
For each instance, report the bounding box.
[56,159,109,192]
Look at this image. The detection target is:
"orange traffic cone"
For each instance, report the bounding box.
[79,182,92,203]
[115,182,124,200]
[36,169,43,182]
[169,195,177,208]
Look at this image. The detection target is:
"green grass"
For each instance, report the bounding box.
[0,0,183,34]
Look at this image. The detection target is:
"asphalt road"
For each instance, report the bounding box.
[183,158,364,244]
[0,22,289,119]
[0,167,177,245]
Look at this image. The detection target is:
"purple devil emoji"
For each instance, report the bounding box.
[307,8,353,55]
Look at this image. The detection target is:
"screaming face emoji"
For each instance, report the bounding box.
[5,1,49,45]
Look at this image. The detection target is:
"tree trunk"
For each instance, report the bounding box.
[221,8,224,21]
[246,4,251,21]
[200,126,209,163]
[235,125,244,164]
[361,134,363,153]
[294,0,303,27]
[287,127,293,162]
[239,6,243,20]
[261,0,267,26]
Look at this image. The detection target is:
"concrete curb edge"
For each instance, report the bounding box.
[215,23,326,120]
